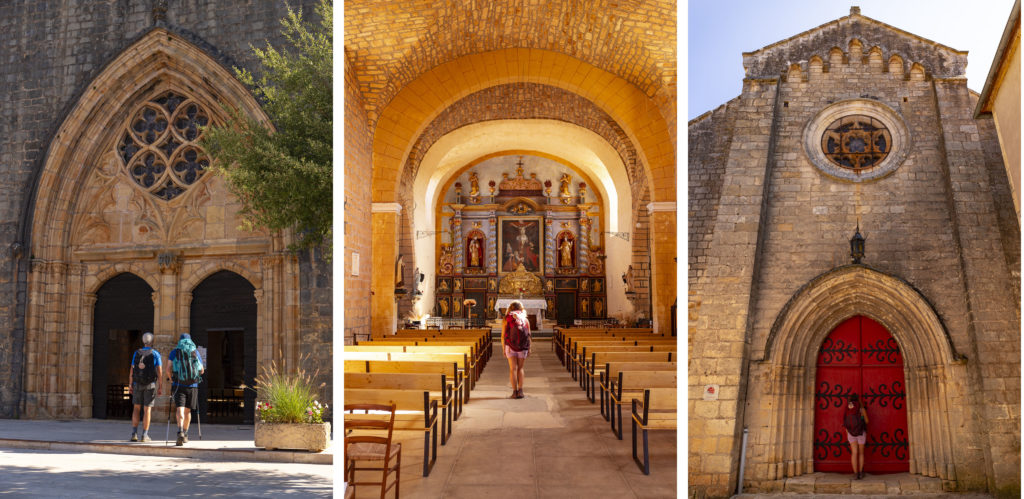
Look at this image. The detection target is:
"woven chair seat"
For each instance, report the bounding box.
[348,441,402,461]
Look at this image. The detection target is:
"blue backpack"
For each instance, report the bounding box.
[172,338,203,385]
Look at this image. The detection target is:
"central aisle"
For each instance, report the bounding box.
[357,339,677,498]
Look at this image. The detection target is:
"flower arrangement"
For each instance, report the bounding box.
[254,361,327,424]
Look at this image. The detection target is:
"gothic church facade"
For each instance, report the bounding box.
[690,8,1019,497]
[0,1,331,421]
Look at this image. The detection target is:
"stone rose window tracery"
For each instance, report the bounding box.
[803,100,910,183]
[118,91,212,200]
[821,115,891,172]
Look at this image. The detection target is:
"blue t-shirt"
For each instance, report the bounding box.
[130,347,161,386]
[168,348,204,388]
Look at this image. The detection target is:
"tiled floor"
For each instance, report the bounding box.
[345,339,677,498]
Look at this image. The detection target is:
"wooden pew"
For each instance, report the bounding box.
[608,370,676,439]
[344,388,440,477]
[344,372,454,445]
[388,352,474,401]
[631,388,677,475]
[598,361,677,420]
[582,351,674,402]
[354,360,465,419]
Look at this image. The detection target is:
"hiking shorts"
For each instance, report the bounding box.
[172,386,198,411]
[132,384,156,407]
[504,344,529,359]
[847,431,866,445]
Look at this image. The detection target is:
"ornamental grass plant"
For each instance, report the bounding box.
[255,361,327,424]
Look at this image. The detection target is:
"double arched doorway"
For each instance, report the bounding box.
[814,315,909,473]
[91,270,258,423]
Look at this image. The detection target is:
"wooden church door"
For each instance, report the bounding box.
[814,315,909,473]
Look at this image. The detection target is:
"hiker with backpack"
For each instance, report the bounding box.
[843,393,870,479]
[501,301,532,399]
[168,333,204,446]
[128,332,163,442]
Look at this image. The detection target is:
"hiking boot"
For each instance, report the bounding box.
[182,433,189,444]
[141,434,151,442]
[515,389,525,399]
[130,433,138,442]
[175,432,184,446]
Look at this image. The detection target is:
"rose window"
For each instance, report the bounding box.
[118,92,212,200]
[820,115,891,172]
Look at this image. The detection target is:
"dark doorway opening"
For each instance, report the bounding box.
[556,291,576,326]
[92,273,154,420]
[189,270,257,424]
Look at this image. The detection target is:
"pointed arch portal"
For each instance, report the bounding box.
[22,28,299,419]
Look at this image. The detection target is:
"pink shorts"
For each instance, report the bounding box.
[504,344,528,359]
[847,431,866,445]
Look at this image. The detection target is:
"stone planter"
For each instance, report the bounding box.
[255,421,331,452]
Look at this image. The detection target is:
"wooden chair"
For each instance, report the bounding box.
[344,403,401,499]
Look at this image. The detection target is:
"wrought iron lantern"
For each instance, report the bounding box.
[850,223,865,264]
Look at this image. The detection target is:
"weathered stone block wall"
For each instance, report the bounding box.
[690,33,1019,497]
[0,0,322,417]
[344,52,372,344]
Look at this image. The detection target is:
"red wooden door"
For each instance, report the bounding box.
[814,316,908,473]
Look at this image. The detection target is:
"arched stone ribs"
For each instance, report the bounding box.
[743,265,963,487]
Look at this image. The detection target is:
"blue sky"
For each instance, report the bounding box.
[687,0,1017,120]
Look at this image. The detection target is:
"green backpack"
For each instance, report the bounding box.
[172,338,203,385]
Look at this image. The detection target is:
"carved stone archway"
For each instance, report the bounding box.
[747,265,964,485]
[22,28,299,419]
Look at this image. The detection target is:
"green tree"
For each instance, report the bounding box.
[201,0,331,251]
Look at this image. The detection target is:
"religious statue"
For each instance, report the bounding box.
[547,297,555,312]
[594,279,602,293]
[623,265,635,293]
[580,297,589,315]
[545,279,554,292]
[581,279,589,292]
[558,236,573,267]
[594,299,603,317]
[438,279,450,292]
[453,299,462,315]
[394,255,405,287]
[454,279,462,292]
[559,173,572,198]
[488,278,497,292]
[469,171,480,197]
[487,297,495,312]
[439,299,449,315]
[468,237,482,267]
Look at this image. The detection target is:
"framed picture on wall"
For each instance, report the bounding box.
[498,216,543,273]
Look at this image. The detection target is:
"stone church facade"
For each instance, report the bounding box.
[0,1,330,421]
[690,8,1019,497]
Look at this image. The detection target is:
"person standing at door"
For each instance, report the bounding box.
[128,332,162,442]
[168,333,205,446]
[843,393,869,479]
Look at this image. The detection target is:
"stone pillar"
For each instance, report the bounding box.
[487,215,497,274]
[647,203,676,336]
[156,252,180,347]
[934,78,1021,492]
[690,77,780,497]
[545,216,555,275]
[371,203,402,336]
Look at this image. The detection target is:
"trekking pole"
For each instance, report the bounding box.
[195,396,202,440]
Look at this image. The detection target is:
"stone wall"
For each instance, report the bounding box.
[690,23,1019,498]
[343,52,372,344]
[0,0,323,417]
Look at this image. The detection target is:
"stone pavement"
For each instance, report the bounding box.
[0,417,333,465]
[345,339,678,498]
[0,448,331,498]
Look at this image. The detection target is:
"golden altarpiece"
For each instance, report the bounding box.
[434,157,608,328]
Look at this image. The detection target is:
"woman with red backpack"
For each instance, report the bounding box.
[844,393,870,479]
[502,301,532,399]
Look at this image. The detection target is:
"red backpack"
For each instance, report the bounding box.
[505,313,531,351]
